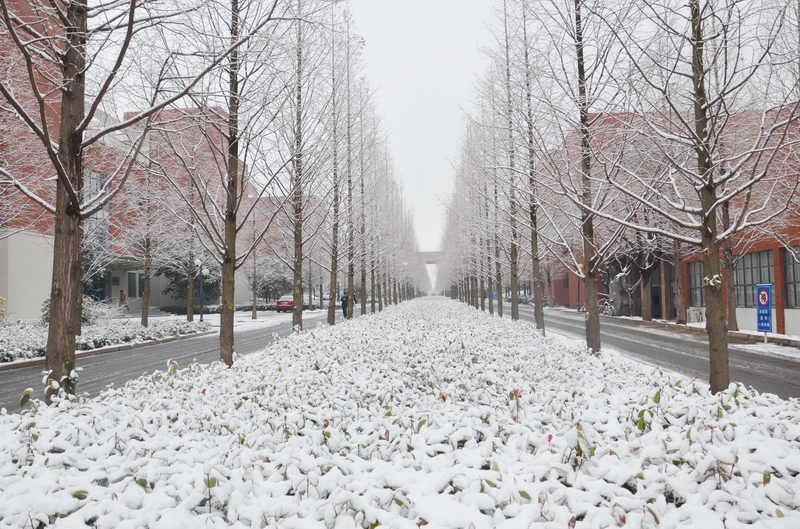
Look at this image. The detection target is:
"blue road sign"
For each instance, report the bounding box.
[756,284,773,333]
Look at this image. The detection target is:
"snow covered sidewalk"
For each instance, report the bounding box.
[0,298,798,528]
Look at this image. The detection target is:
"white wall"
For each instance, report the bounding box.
[783,309,800,337]
[736,307,777,334]
[0,231,53,321]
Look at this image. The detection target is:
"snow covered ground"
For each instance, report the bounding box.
[0,319,213,364]
[0,309,330,364]
[1,298,798,528]
[602,313,800,362]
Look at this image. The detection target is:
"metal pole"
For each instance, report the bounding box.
[199,274,204,322]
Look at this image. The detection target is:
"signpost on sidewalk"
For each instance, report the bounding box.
[756,284,772,344]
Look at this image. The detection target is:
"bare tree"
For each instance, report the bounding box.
[0,0,286,398]
[594,0,800,392]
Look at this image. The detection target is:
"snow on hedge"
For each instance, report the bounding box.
[0,319,212,363]
[0,298,798,528]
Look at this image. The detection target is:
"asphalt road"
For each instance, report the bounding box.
[0,310,336,412]
[521,306,800,400]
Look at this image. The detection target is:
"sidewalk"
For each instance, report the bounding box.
[0,329,218,373]
[594,310,800,348]
[0,308,331,373]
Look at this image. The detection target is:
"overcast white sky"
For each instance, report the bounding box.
[349,0,494,252]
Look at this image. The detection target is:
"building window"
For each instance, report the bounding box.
[689,261,704,307]
[563,273,569,289]
[735,250,774,307]
[785,248,800,308]
[83,168,111,253]
[128,272,137,299]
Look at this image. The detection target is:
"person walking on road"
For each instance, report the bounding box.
[340,292,348,319]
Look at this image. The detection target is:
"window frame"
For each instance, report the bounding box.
[688,261,705,307]
[735,250,774,308]
[785,247,800,309]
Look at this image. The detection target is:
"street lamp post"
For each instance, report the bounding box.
[195,259,210,322]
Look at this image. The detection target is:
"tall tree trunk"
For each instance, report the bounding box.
[345,16,355,319]
[641,268,653,321]
[359,103,367,316]
[487,229,494,315]
[495,242,503,318]
[45,0,87,402]
[187,256,195,322]
[370,263,376,313]
[503,0,519,321]
[327,9,340,326]
[691,0,728,392]
[220,0,241,367]
[361,265,367,314]
[721,201,739,331]
[480,275,485,311]
[292,7,304,331]
[327,229,339,325]
[674,240,687,324]
[251,254,258,320]
[141,237,151,327]
[523,2,545,334]
[308,270,313,310]
[575,0,601,353]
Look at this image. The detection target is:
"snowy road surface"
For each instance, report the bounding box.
[520,306,800,400]
[0,310,333,412]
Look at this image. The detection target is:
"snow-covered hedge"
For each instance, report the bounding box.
[0,319,212,363]
[0,298,798,528]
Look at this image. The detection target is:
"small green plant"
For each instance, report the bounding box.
[203,474,218,514]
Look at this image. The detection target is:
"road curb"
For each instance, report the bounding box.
[0,330,219,373]
[552,307,798,347]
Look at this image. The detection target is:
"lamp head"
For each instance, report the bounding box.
[202,268,210,277]
[194,258,201,268]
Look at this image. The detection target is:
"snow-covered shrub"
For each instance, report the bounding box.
[40,295,99,326]
[0,319,212,362]
[0,298,797,528]
[0,320,46,362]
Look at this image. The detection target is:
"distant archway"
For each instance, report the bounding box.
[416,251,442,293]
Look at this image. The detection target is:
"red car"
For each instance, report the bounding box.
[276,295,294,313]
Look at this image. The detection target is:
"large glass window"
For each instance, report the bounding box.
[735,250,774,307]
[785,248,800,308]
[689,261,705,307]
[128,272,137,299]
[83,169,111,253]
